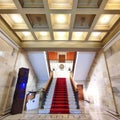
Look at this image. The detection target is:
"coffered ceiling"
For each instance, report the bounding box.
[0,0,120,51]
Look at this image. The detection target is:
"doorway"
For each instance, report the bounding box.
[77,84,84,101]
[59,54,65,63]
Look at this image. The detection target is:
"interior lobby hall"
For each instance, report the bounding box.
[0,0,120,120]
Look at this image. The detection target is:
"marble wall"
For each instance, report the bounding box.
[0,38,37,115]
[85,52,116,112]
[105,39,120,114]
[85,39,120,114]
[0,38,17,115]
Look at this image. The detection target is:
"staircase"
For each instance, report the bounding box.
[39,78,57,114]
[66,78,80,114]
[39,78,80,114]
[50,78,69,114]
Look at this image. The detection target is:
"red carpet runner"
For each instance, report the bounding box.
[50,78,69,114]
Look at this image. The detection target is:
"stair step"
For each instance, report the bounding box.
[52,101,69,104]
[45,104,75,107]
[70,109,81,114]
[44,106,51,109]
[54,94,68,96]
[39,109,50,114]
[40,78,80,114]
[54,91,67,92]
[52,98,68,101]
[53,96,67,98]
[50,109,69,114]
[50,78,69,114]
[51,105,69,108]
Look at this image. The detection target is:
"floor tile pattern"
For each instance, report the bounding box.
[1,101,119,120]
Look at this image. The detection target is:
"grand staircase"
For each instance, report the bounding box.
[39,78,80,114]
[50,78,69,113]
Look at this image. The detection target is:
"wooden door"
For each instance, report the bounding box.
[59,55,65,62]
[77,84,84,101]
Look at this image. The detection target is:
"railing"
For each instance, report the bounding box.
[70,72,80,109]
[41,71,53,108]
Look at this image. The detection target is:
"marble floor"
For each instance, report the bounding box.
[1,101,120,120]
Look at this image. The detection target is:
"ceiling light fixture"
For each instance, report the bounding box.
[55,14,66,24]
[75,32,83,37]
[57,32,66,36]
[0,51,4,57]
[100,15,111,24]
[48,0,73,9]
[22,32,30,36]
[92,32,100,37]
[40,32,48,36]
[10,14,24,23]
[54,32,69,40]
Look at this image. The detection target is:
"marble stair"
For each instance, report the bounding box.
[66,78,80,114]
[39,78,80,114]
[39,78,57,114]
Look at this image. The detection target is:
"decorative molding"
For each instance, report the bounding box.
[0,29,20,50]
[59,64,64,70]
[103,30,120,51]
[22,41,102,50]
[103,20,120,50]
[0,16,21,48]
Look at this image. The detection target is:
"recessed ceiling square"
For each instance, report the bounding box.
[0,0,17,9]
[48,0,73,9]
[16,31,34,40]
[51,14,71,29]
[1,14,28,29]
[94,14,120,30]
[105,0,120,10]
[54,32,69,40]
[88,32,107,41]
[74,14,95,29]
[27,14,48,29]
[72,32,88,41]
[77,0,102,8]
[35,31,51,40]
[19,0,44,8]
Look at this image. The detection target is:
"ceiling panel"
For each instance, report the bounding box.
[1,14,28,29]
[19,0,44,8]
[88,32,107,41]
[77,0,102,8]
[27,14,48,29]
[16,31,34,40]
[51,14,71,29]
[0,0,17,9]
[54,32,69,40]
[94,14,120,30]
[74,14,95,29]
[105,0,120,10]
[0,0,120,50]
[48,0,73,9]
[35,31,51,40]
[72,32,88,41]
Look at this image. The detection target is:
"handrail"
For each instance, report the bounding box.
[44,71,53,92]
[70,72,78,92]
[70,72,80,109]
[41,71,53,108]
